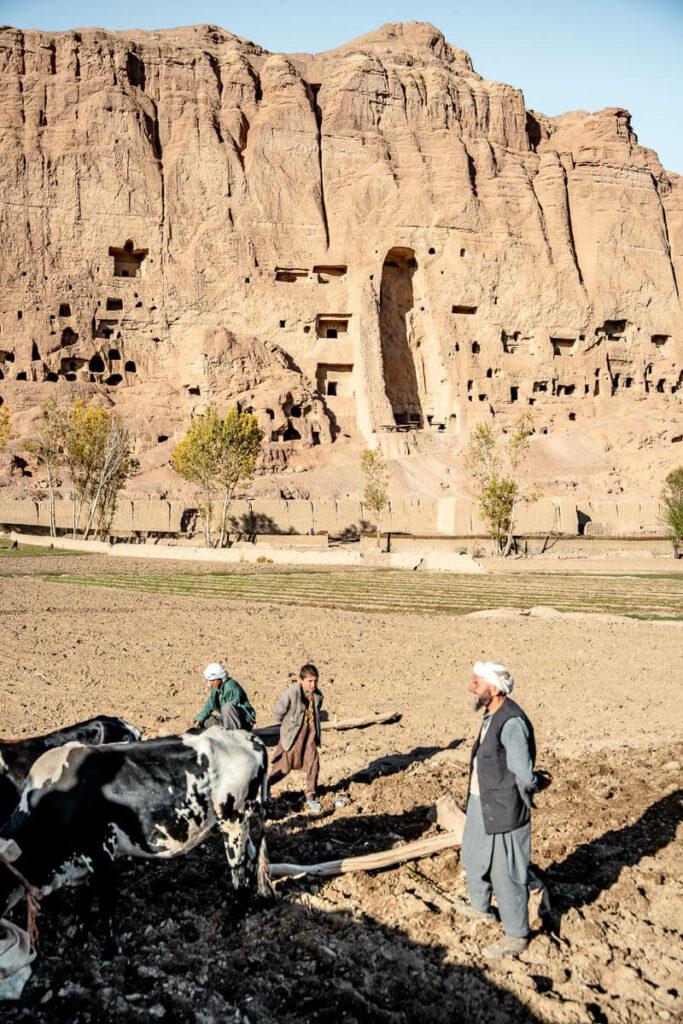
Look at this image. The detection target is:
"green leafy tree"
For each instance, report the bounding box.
[24,400,64,537]
[26,400,136,539]
[215,407,263,548]
[361,448,389,547]
[172,405,263,547]
[660,467,683,549]
[0,405,11,454]
[467,415,535,556]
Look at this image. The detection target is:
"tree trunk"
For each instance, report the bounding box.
[503,496,520,557]
[202,485,213,548]
[46,464,56,538]
[219,486,232,548]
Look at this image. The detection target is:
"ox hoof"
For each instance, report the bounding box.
[103,937,122,959]
[221,915,242,939]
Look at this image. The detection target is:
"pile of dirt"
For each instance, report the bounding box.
[2,744,681,1024]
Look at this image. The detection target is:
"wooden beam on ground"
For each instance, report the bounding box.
[269,829,461,879]
[254,710,400,740]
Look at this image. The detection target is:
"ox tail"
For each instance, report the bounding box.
[256,835,274,899]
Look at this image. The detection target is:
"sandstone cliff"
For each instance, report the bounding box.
[0,21,680,499]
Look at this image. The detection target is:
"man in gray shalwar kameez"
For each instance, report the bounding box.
[457,660,551,960]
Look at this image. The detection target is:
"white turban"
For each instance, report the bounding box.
[203,663,228,683]
[473,661,515,695]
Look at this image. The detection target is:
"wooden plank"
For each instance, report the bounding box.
[254,710,400,740]
[269,830,462,879]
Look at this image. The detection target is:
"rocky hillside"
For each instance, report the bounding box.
[0,21,680,497]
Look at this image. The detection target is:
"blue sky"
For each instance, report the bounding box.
[1,0,681,171]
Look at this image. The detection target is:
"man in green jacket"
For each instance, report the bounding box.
[192,663,256,731]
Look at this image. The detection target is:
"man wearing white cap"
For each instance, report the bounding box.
[456,660,551,960]
[191,663,256,731]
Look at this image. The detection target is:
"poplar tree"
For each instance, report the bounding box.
[171,405,263,547]
[660,467,683,551]
[361,448,389,547]
[467,414,535,556]
[0,405,10,453]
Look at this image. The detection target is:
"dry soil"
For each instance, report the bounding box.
[0,555,681,1023]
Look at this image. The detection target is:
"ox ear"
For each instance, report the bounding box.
[0,838,22,863]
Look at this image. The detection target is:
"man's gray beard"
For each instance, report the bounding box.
[473,697,491,712]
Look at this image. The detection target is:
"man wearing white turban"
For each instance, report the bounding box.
[191,663,256,731]
[456,660,551,959]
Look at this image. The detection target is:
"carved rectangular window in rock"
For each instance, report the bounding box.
[651,335,669,346]
[313,265,347,283]
[316,362,353,398]
[501,330,520,354]
[60,357,87,375]
[106,297,123,311]
[533,381,548,393]
[95,319,117,340]
[555,383,576,396]
[316,315,350,339]
[603,319,627,338]
[656,379,666,393]
[275,268,308,283]
[311,430,321,446]
[394,412,408,425]
[109,240,148,278]
[452,305,477,315]
[58,303,71,317]
[510,386,519,402]
[551,338,575,356]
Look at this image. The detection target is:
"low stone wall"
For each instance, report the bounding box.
[0,495,667,541]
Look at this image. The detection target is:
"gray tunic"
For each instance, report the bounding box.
[461,715,537,938]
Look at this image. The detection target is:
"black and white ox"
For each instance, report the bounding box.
[0,716,140,825]
[0,726,271,955]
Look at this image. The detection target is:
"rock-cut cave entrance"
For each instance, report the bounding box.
[379,247,423,427]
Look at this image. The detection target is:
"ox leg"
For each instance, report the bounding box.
[93,849,121,958]
[74,882,94,942]
[216,807,251,892]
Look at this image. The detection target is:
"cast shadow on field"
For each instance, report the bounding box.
[320,738,465,795]
[542,787,682,925]
[8,856,549,1024]
[235,902,549,1024]
[268,803,435,851]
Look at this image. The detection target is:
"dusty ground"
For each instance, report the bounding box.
[1,554,682,1022]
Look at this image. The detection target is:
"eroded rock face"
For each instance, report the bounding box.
[0,21,680,493]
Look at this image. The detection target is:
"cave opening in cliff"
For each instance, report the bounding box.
[379,247,423,427]
[109,240,148,278]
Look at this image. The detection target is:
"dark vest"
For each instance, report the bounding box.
[470,698,536,835]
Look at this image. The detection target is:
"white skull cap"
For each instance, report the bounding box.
[473,661,514,695]
[203,663,228,682]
